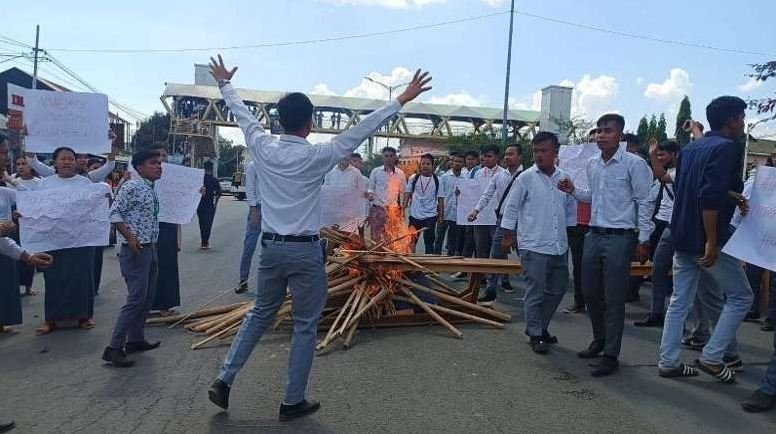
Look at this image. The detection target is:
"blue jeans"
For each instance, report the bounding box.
[239,207,262,281]
[650,227,674,316]
[760,330,776,396]
[520,250,568,337]
[659,250,752,368]
[218,238,328,405]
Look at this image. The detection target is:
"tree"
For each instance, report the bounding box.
[216,136,243,178]
[657,113,668,142]
[647,114,658,142]
[675,96,692,146]
[556,116,595,145]
[748,61,776,122]
[445,131,533,167]
[131,112,170,151]
[637,116,649,147]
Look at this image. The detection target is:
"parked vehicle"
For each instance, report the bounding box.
[230,172,246,200]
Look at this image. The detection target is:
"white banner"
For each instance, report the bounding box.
[320,185,368,232]
[559,142,599,191]
[156,163,205,224]
[456,178,497,226]
[17,184,111,252]
[723,166,776,271]
[24,89,110,154]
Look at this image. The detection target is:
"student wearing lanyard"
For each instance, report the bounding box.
[102,150,163,367]
[206,55,431,421]
[558,113,654,377]
[404,153,445,253]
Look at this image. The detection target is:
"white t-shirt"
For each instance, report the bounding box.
[654,168,676,223]
[406,174,444,220]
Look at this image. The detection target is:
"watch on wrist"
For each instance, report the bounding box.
[217,79,230,88]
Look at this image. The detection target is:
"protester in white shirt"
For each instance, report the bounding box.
[367,147,406,242]
[237,161,262,293]
[324,157,368,233]
[500,132,576,353]
[467,144,523,305]
[404,153,445,254]
[558,113,654,377]
[207,55,431,420]
[435,152,466,256]
[349,153,371,238]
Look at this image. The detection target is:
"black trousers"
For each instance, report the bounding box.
[567,225,589,307]
[409,216,437,254]
[197,206,216,245]
[434,220,464,256]
[461,226,475,258]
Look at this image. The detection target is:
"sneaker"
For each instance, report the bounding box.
[681,336,707,351]
[477,292,497,307]
[236,279,248,294]
[279,399,321,421]
[542,330,558,344]
[634,313,664,328]
[562,304,586,314]
[501,280,515,293]
[723,356,744,373]
[208,379,230,410]
[101,347,135,368]
[659,363,699,378]
[530,337,548,354]
[761,318,774,332]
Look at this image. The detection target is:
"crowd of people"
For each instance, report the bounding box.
[1,54,775,429]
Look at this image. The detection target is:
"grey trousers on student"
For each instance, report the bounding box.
[581,230,637,358]
[520,250,569,338]
[109,245,158,349]
[218,239,328,405]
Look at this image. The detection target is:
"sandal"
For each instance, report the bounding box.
[35,323,53,336]
[659,363,699,378]
[159,309,178,317]
[79,319,96,330]
[1,325,15,334]
[695,359,735,383]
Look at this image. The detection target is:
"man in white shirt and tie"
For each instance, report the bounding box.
[206,55,432,420]
[367,146,406,242]
[558,113,654,377]
[237,161,261,293]
[500,132,576,354]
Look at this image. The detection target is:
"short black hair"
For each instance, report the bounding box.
[203,160,214,171]
[449,151,464,158]
[465,150,479,159]
[706,96,747,131]
[481,144,500,155]
[277,92,314,132]
[505,143,523,155]
[381,146,397,155]
[350,152,362,160]
[131,150,159,171]
[53,147,76,160]
[623,133,639,146]
[420,153,434,164]
[532,131,560,149]
[588,128,598,137]
[88,158,104,167]
[148,143,168,152]
[658,140,680,154]
[597,113,625,132]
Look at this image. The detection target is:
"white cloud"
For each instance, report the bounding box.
[344,67,414,99]
[636,77,644,85]
[738,77,764,92]
[310,83,337,96]
[559,74,619,118]
[481,0,507,6]
[644,68,692,102]
[428,91,482,106]
[319,0,445,8]
[509,90,542,111]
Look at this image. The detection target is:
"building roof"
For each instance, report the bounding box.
[162,82,541,124]
[748,134,776,155]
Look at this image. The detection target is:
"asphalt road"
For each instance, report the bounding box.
[1,198,775,434]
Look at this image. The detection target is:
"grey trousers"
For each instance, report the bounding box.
[520,250,569,338]
[581,231,637,358]
[219,239,328,405]
[109,245,158,349]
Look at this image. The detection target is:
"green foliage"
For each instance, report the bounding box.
[637,116,649,147]
[675,96,692,146]
[556,116,595,145]
[364,152,384,174]
[647,114,658,142]
[445,131,534,167]
[217,136,243,178]
[657,113,668,142]
[132,112,170,151]
[748,61,775,120]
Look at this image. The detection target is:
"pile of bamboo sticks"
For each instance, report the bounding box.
[147,227,515,351]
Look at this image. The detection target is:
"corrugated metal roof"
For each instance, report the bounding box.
[162,82,541,124]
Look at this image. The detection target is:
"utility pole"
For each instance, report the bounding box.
[501,0,516,145]
[31,25,41,89]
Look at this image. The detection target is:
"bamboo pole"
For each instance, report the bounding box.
[169,279,256,329]
[392,295,505,329]
[316,290,358,351]
[342,287,390,331]
[399,288,463,339]
[146,302,248,325]
[343,291,369,349]
[396,277,511,322]
[337,287,365,336]
[203,305,251,335]
[192,321,243,350]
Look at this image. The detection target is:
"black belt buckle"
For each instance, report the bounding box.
[262,233,320,243]
[591,226,629,235]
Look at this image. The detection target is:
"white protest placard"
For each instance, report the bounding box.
[156,163,205,224]
[559,142,599,191]
[24,89,110,154]
[320,185,368,232]
[456,178,497,226]
[17,183,110,252]
[723,166,776,271]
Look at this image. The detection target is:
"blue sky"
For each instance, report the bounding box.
[2,0,775,141]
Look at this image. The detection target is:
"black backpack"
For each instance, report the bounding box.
[410,173,439,196]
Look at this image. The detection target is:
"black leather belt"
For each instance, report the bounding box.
[262,233,320,242]
[590,227,634,235]
[122,243,154,247]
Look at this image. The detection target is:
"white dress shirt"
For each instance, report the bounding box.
[324,164,366,191]
[244,161,261,207]
[368,165,406,207]
[28,157,116,183]
[0,187,15,220]
[500,165,577,255]
[406,174,445,220]
[0,236,24,260]
[653,168,676,223]
[220,82,401,236]
[572,145,655,243]
[441,169,466,222]
[474,165,522,214]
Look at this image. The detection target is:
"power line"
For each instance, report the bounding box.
[0,33,32,49]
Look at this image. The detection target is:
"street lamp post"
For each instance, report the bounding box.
[364,76,410,155]
[501,0,516,145]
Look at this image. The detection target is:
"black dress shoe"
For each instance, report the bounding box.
[542,330,558,344]
[741,389,776,413]
[279,399,321,421]
[591,356,619,377]
[530,337,548,354]
[0,420,15,433]
[235,280,248,294]
[208,379,230,410]
[102,347,135,368]
[743,311,761,323]
[577,341,604,359]
[125,340,161,354]
[501,280,515,293]
[634,313,664,328]
[762,318,775,332]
